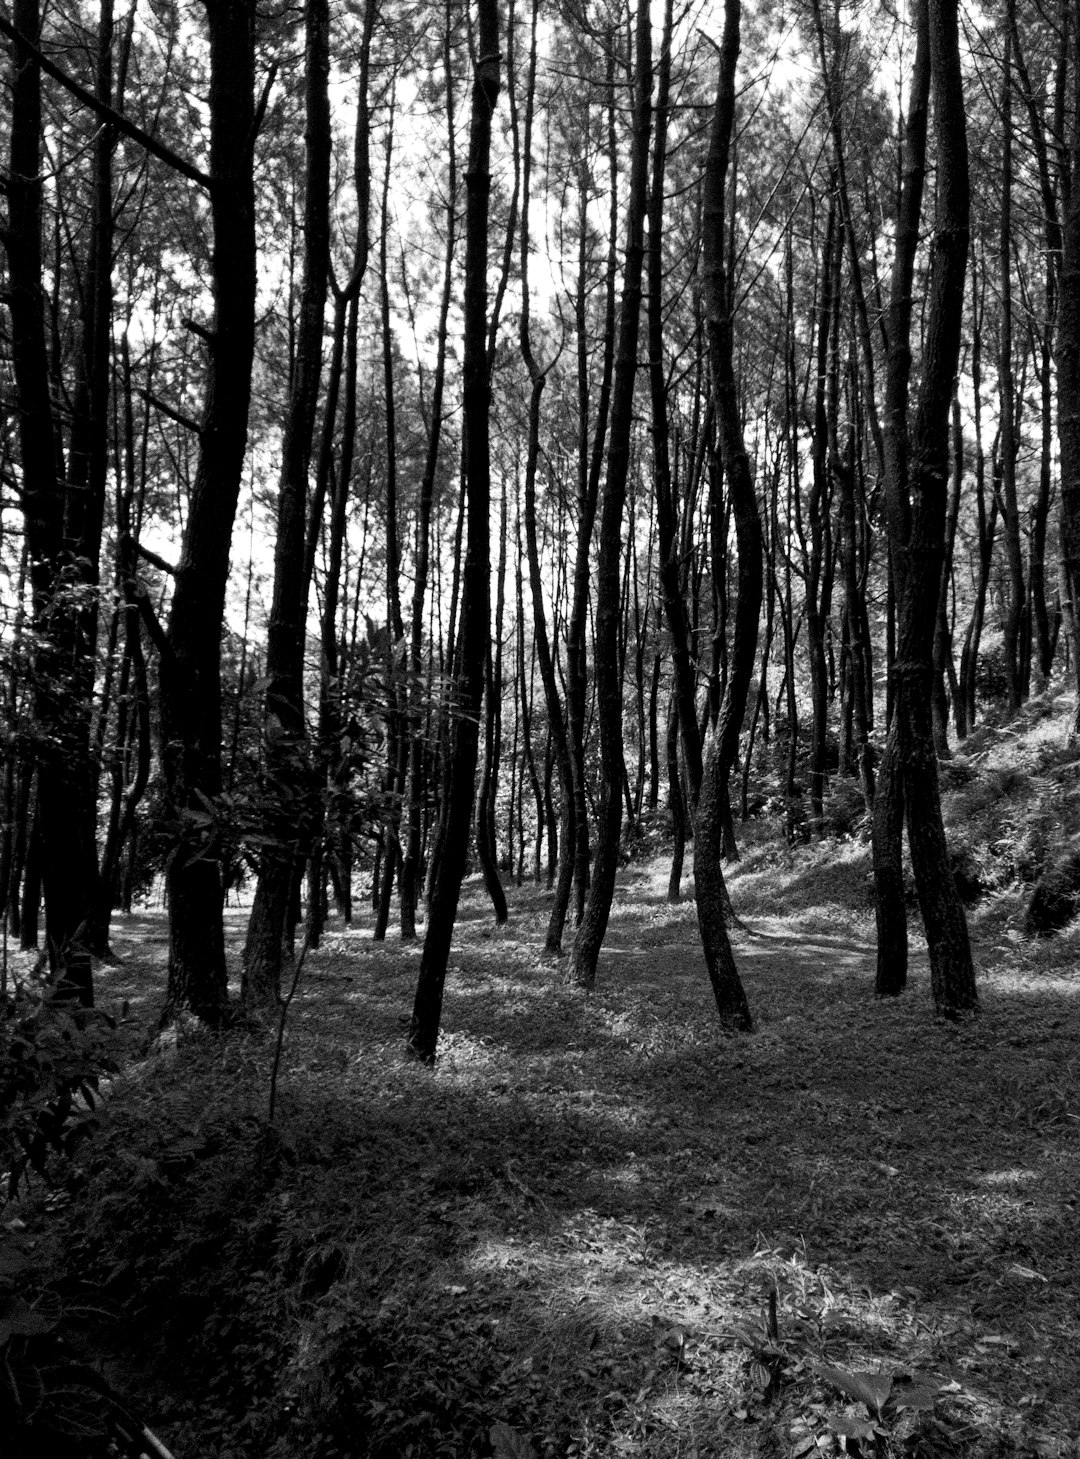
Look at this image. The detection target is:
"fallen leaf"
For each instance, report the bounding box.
[816,1364,893,1418]
[490,1420,537,1458]
[894,1383,938,1413]
[1006,1263,1047,1282]
[828,1413,878,1441]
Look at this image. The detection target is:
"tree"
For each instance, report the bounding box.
[1059,3,1080,736]
[871,0,978,1016]
[242,0,332,1012]
[407,0,501,1063]
[4,0,115,1004]
[568,0,652,991]
[692,0,756,1033]
[157,1,258,1023]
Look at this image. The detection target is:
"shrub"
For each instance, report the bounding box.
[0,983,117,1203]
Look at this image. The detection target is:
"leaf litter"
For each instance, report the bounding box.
[4,846,1080,1459]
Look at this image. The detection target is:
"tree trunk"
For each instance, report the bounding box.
[1059,6,1080,737]
[407,0,500,1063]
[693,0,756,1032]
[998,28,1025,713]
[566,56,619,930]
[401,0,455,939]
[568,0,652,991]
[159,0,257,1024]
[475,480,509,924]
[5,0,102,1004]
[241,0,331,1011]
[873,0,977,1016]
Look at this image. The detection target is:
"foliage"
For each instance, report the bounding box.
[0,983,117,1204]
[0,982,126,1454]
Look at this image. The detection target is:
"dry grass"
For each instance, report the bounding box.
[6,695,1080,1458]
[4,846,1075,1459]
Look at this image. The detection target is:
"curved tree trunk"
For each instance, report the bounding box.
[568,0,652,991]
[693,0,757,1032]
[648,0,703,881]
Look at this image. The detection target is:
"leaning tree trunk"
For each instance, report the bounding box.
[406,0,500,1064]
[693,0,756,1032]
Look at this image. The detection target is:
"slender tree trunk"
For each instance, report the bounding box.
[931,395,962,756]
[242,0,331,1010]
[998,30,1025,713]
[873,0,977,1015]
[476,479,509,923]
[1059,8,1080,736]
[566,60,619,929]
[648,0,703,883]
[692,0,755,1031]
[401,0,456,938]
[407,0,500,1063]
[957,249,996,737]
[569,0,652,991]
[515,0,575,951]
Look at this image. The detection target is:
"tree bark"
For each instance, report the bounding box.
[401,0,455,938]
[5,0,102,1004]
[568,0,652,991]
[693,0,756,1031]
[406,0,500,1063]
[242,0,331,1011]
[1059,6,1080,736]
[873,0,977,1015]
[158,0,257,1024]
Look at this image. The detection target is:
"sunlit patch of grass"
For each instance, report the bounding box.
[727,837,875,926]
[975,1167,1039,1188]
[14,781,1080,1459]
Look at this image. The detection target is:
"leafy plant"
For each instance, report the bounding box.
[0,982,117,1203]
[811,1362,944,1456]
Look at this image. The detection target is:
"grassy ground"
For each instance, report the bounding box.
[5,700,1080,1458]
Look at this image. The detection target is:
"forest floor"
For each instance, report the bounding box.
[5,701,1080,1459]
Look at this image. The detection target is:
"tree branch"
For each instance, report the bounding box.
[139,388,201,436]
[135,541,177,577]
[0,13,214,193]
[131,580,171,659]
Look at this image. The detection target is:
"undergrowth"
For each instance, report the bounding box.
[3,694,1080,1458]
